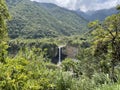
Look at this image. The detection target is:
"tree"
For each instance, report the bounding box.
[0,0,10,63]
[104,14,120,81]
[116,5,120,10]
[88,13,120,81]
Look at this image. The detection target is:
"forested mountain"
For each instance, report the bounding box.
[6,0,88,39]
[76,8,118,21]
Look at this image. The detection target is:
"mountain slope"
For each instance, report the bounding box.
[7,0,88,39]
[76,8,118,21]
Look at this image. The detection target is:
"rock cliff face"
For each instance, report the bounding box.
[65,46,78,58]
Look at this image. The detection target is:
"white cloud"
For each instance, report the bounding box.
[31,0,120,12]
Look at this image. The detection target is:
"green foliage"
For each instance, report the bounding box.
[8,38,58,59]
[0,48,57,90]
[0,0,10,63]
[3,41,120,90]
[56,72,73,90]
[88,13,120,82]
[96,84,120,90]
[62,58,77,71]
[0,57,29,89]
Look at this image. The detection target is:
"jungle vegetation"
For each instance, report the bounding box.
[0,0,120,90]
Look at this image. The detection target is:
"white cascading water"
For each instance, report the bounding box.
[58,45,66,65]
[58,46,61,64]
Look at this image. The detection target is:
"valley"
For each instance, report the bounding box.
[0,0,120,90]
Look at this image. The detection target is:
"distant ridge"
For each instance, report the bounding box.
[76,8,118,21]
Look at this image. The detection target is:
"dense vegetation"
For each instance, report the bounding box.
[6,0,88,39]
[0,0,10,63]
[1,0,120,90]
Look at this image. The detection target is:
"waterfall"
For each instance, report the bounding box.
[58,46,62,64]
[58,45,66,64]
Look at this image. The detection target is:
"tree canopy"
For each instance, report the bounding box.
[0,0,10,63]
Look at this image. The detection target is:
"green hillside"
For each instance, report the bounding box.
[7,0,88,39]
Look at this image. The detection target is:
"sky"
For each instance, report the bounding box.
[31,0,120,12]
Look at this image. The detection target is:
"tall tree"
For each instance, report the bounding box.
[88,13,120,81]
[0,0,10,63]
